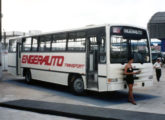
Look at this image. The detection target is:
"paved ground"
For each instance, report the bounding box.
[0,67,165,119]
[0,107,78,120]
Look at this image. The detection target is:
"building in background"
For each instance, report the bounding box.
[148,12,165,53]
[1,31,25,71]
[151,39,161,52]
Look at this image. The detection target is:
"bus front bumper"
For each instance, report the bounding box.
[107,80,153,91]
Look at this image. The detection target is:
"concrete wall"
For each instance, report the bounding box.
[0,43,8,72]
[1,49,8,71]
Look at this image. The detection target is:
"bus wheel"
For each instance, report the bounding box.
[71,77,84,95]
[25,70,32,84]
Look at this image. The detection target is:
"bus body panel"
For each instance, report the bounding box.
[97,64,107,91]
[8,53,17,75]
[98,77,107,91]
[31,69,68,86]
[21,52,86,86]
[21,52,86,73]
[98,64,106,76]
[107,63,153,91]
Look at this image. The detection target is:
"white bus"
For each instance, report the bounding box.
[8,24,153,94]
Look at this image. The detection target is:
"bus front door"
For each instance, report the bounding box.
[16,43,21,75]
[86,37,99,89]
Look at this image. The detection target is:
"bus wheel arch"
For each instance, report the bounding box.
[68,73,85,95]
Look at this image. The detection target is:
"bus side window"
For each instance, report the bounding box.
[99,35,106,63]
[39,35,51,52]
[39,36,45,52]
[32,37,38,52]
[87,28,106,63]
[23,37,32,52]
[9,39,17,53]
[52,33,67,51]
[45,35,51,51]
[67,31,86,51]
[90,37,98,51]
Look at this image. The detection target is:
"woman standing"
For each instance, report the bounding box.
[124,57,140,105]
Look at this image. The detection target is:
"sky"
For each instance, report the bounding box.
[2,0,165,33]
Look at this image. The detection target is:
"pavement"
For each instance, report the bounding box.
[0,67,165,119]
[1,99,165,120]
[0,107,77,120]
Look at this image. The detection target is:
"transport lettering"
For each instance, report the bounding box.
[65,63,84,69]
[22,55,64,67]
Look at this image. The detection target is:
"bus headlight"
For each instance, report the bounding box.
[148,75,153,79]
[108,78,118,83]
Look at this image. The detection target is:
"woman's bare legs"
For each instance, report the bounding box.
[128,84,136,105]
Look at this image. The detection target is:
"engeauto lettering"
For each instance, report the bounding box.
[22,55,64,67]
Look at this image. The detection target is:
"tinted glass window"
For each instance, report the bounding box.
[23,37,32,52]
[110,35,150,63]
[87,28,106,63]
[32,37,38,51]
[39,35,52,52]
[9,39,17,52]
[68,32,86,51]
[52,33,67,51]
[110,26,150,63]
[99,35,106,63]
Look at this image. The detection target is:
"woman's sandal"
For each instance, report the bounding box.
[128,99,137,105]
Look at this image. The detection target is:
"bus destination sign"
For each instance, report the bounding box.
[123,28,143,35]
[111,26,146,39]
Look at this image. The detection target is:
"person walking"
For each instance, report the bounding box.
[124,57,140,105]
[154,58,162,82]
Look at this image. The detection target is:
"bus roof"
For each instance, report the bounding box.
[8,24,146,40]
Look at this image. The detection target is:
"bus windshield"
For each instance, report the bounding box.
[110,26,150,63]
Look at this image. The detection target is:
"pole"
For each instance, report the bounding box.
[0,0,2,78]
[0,0,1,42]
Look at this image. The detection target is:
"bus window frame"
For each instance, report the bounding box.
[8,39,17,53]
[20,27,106,55]
[38,35,52,52]
[22,37,32,52]
[110,26,151,64]
[31,36,39,52]
[51,33,67,52]
[67,31,86,52]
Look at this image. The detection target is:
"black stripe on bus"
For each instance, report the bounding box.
[98,75,107,78]
[21,67,107,78]
[8,65,16,68]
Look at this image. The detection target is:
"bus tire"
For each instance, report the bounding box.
[25,70,32,84]
[71,77,84,95]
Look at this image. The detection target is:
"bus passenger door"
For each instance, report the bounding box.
[16,43,21,75]
[86,37,99,89]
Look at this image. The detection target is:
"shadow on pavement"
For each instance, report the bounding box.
[4,78,159,107]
